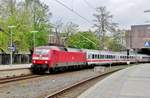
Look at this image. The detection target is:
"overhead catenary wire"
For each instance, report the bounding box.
[54,0,91,24]
[83,0,95,10]
[52,0,97,46]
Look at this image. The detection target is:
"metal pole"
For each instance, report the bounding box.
[8,26,16,65]
[33,32,35,48]
[10,28,13,65]
[30,31,38,48]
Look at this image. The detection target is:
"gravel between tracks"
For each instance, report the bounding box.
[0,66,127,98]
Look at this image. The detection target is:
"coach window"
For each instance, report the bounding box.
[94,54,96,59]
[96,54,98,59]
[98,55,100,59]
[109,55,111,59]
[100,55,102,59]
[108,55,110,59]
[101,55,103,59]
[102,55,104,59]
[110,55,112,59]
[106,55,108,59]
[104,55,107,59]
[92,54,94,59]
[95,54,97,59]
[110,55,111,59]
[112,55,114,59]
[113,56,115,59]
[107,55,109,59]
[88,55,91,59]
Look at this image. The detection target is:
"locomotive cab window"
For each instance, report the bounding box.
[34,49,50,54]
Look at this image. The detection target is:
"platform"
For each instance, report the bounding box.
[78,63,150,98]
[0,64,31,78]
[0,64,31,71]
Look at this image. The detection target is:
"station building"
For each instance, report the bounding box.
[126,24,150,54]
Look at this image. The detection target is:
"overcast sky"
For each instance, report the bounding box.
[41,0,150,31]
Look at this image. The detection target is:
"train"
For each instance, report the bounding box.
[31,45,150,74]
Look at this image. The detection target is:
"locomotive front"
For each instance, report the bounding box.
[31,47,51,73]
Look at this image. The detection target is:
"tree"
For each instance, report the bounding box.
[104,29,126,51]
[52,19,64,45]
[62,22,78,47]
[93,6,117,50]
[0,0,52,52]
[107,37,125,51]
[24,0,52,48]
[68,31,100,49]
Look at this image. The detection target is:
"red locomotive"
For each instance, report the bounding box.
[31,46,86,73]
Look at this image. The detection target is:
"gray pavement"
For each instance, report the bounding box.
[0,64,31,70]
[0,64,31,78]
[78,63,150,98]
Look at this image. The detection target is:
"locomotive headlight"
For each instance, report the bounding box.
[45,61,48,64]
[33,60,36,63]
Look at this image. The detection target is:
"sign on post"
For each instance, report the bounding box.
[8,46,16,52]
[144,41,150,47]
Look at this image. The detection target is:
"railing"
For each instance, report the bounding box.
[0,53,31,65]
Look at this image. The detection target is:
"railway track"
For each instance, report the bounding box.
[0,74,42,84]
[45,67,123,98]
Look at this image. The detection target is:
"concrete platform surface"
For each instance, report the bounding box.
[0,64,31,78]
[78,63,150,98]
[0,64,31,71]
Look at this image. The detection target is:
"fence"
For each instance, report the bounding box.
[0,53,31,65]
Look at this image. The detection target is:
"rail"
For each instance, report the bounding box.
[0,74,41,84]
[45,67,123,98]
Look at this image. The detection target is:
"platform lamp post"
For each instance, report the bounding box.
[144,10,150,23]
[30,31,38,48]
[8,25,16,65]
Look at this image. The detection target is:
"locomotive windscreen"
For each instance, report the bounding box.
[34,48,49,54]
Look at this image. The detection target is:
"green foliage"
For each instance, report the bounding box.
[0,0,52,52]
[68,31,100,49]
[106,37,125,51]
[67,31,124,51]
